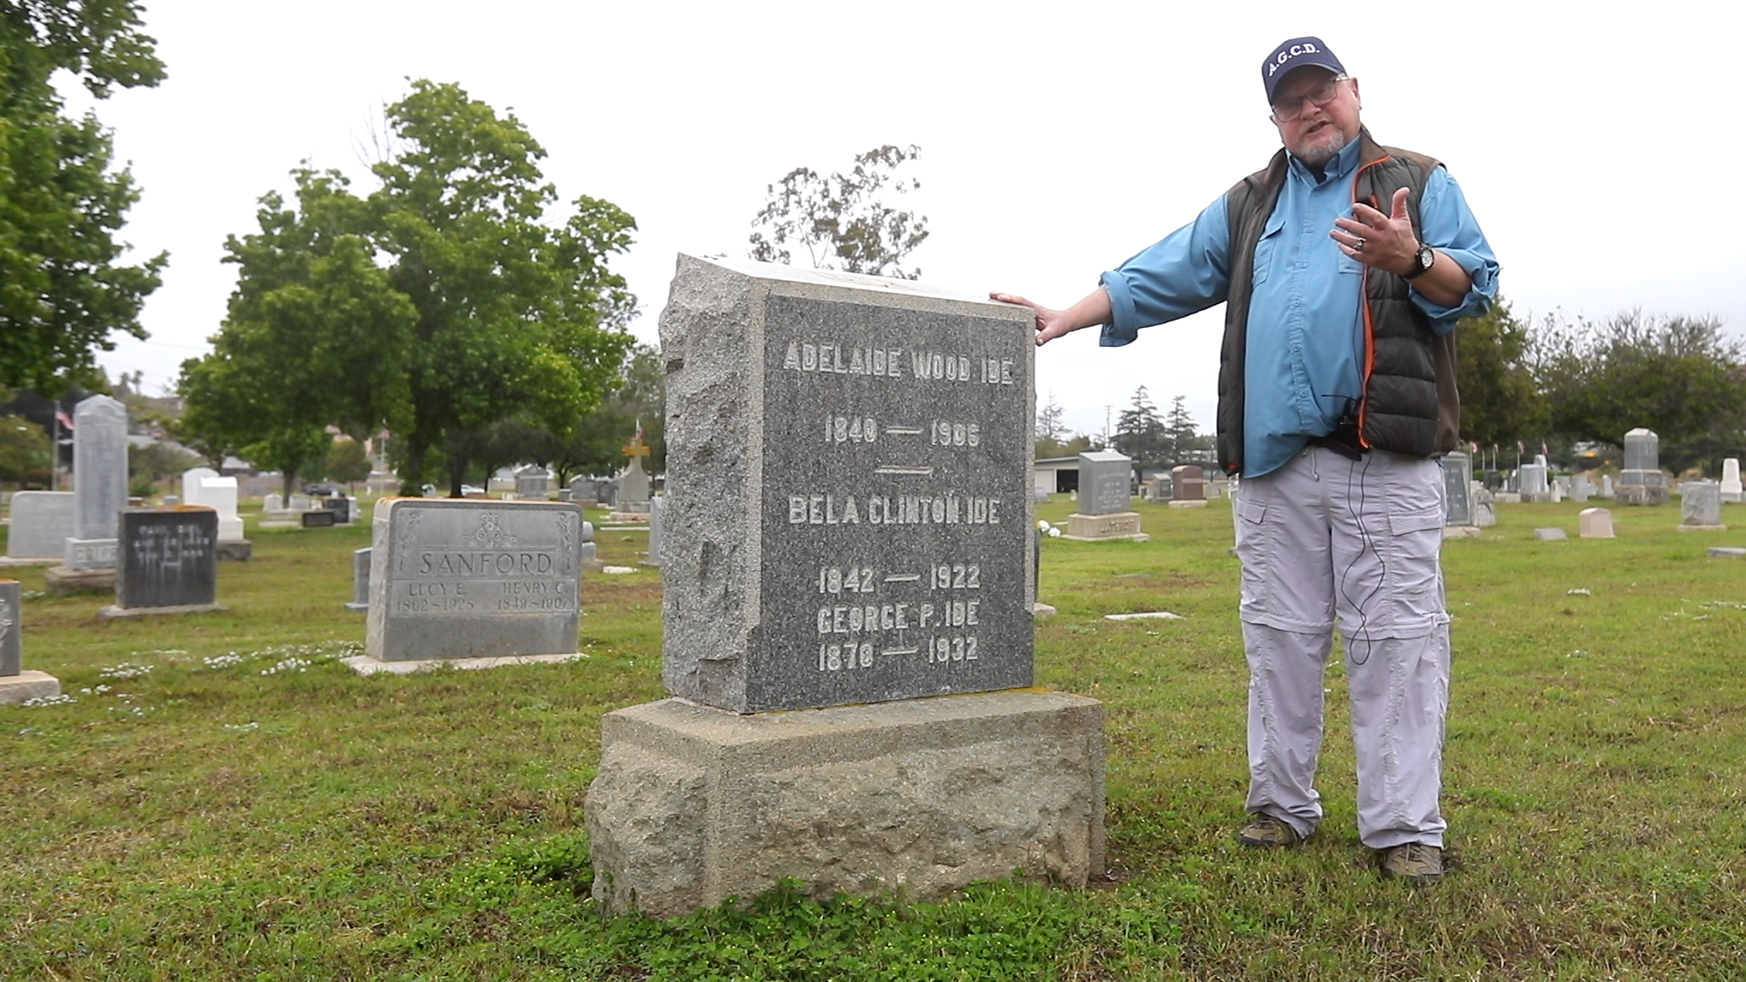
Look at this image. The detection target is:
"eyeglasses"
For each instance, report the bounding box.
[1270,74,1349,123]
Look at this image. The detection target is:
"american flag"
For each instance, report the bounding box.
[56,408,73,430]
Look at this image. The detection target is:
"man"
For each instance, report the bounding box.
[993,37,1497,886]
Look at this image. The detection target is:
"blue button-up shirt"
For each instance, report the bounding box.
[1097,136,1499,478]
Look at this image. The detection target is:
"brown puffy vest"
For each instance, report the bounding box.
[1215,128,1459,476]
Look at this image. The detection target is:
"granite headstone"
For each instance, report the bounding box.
[65,394,128,568]
[1579,507,1614,538]
[115,508,219,608]
[5,491,75,559]
[346,547,371,611]
[656,255,1034,712]
[1440,452,1473,526]
[1680,481,1723,527]
[1078,451,1133,515]
[1721,458,1742,504]
[1618,427,1669,504]
[0,579,17,676]
[367,498,583,661]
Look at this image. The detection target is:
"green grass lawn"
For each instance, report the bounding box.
[2,497,1743,980]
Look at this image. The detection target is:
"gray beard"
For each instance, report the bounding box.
[1292,129,1351,169]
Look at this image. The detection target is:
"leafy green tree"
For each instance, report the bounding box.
[1453,297,1547,451]
[181,81,638,497]
[326,437,371,490]
[0,413,53,487]
[0,0,168,390]
[1111,386,1168,473]
[749,144,928,279]
[1533,311,1746,475]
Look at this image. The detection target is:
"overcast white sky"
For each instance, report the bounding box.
[75,1,1742,442]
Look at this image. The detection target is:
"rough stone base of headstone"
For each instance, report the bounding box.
[97,602,228,620]
[586,691,1105,919]
[1166,500,1208,509]
[1522,493,1552,504]
[1493,492,1521,504]
[0,671,61,705]
[341,651,585,676]
[216,540,253,562]
[43,565,116,596]
[1443,526,1482,539]
[1616,486,1670,506]
[1062,513,1148,541]
[1676,524,1727,532]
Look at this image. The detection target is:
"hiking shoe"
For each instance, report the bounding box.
[1380,843,1443,885]
[1237,813,1303,848]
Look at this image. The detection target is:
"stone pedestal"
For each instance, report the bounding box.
[1165,499,1208,509]
[43,564,116,596]
[0,671,61,705]
[1063,512,1148,541]
[586,691,1105,918]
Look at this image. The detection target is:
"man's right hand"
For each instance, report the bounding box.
[988,288,1113,347]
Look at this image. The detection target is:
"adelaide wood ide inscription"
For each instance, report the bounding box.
[660,256,1035,712]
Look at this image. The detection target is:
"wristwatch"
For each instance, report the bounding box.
[1402,243,1435,280]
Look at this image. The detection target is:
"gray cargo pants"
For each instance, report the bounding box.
[1232,444,1451,849]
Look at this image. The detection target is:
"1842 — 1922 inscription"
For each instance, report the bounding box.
[367,498,582,661]
[659,256,1035,712]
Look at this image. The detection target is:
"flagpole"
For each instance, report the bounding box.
[51,404,59,492]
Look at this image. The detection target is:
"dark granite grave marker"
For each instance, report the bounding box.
[659,256,1035,712]
[1440,451,1474,526]
[302,509,337,528]
[0,580,19,676]
[116,508,218,608]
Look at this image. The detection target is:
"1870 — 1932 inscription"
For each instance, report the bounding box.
[660,256,1035,712]
[367,498,582,661]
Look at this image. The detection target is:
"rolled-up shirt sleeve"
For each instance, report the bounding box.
[1097,196,1232,346]
[1414,167,1500,332]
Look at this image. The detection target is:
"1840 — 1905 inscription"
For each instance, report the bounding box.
[367,498,583,661]
[660,256,1035,712]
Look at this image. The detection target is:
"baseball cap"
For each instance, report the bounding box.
[1261,37,1345,104]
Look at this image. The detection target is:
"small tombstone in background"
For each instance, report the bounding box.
[1570,474,1593,503]
[1678,481,1724,530]
[0,579,63,704]
[1579,507,1615,539]
[1533,527,1568,541]
[4,491,75,561]
[1168,464,1207,508]
[1721,458,1742,504]
[515,467,551,499]
[579,520,601,573]
[99,508,225,618]
[301,510,337,528]
[1598,474,1615,499]
[1471,485,1497,527]
[1617,428,1669,505]
[1517,463,1550,502]
[645,495,665,567]
[346,547,371,611]
[264,493,284,513]
[1065,450,1148,539]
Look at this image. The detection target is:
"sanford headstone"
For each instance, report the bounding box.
[108,507,221,612]
[366,498,583,661]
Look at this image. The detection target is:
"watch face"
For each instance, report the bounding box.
[1417,246,1435,273]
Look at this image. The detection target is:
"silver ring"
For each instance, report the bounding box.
[1354,238,1366,252]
